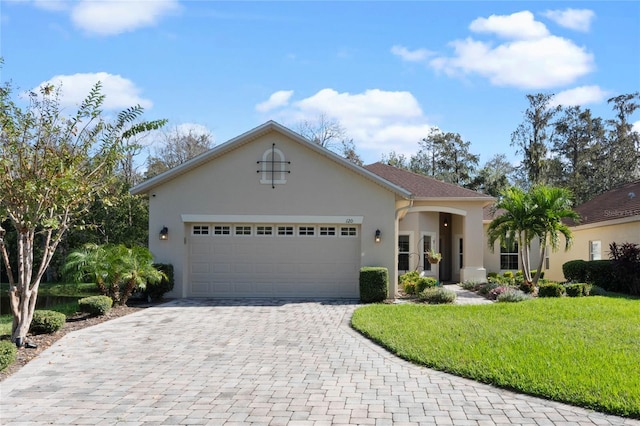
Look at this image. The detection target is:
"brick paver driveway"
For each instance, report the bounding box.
[1,299,637,425]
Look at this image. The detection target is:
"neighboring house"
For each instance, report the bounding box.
[482,181,640,282]
[131,121,493,299]
[545,180,640,282]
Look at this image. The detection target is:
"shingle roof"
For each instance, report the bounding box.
[364,162,493,200]
[571,180,640,226]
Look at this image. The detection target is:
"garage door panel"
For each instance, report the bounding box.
[188,224,360,298]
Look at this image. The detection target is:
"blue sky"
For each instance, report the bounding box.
[1,1,639,167]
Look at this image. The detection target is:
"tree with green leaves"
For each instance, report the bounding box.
[411,129,479,186]
[605,92,640,189]
[487,185,578,286]
[0,80,166,346]
[511,93,560,186]
[469,154,515,197]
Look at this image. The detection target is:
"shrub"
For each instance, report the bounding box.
[403,281,416,295]
[78,296,113,316]
[503,271,514,279]
[496,288,531,303]
[538,282,566,298]
[519,280,535,294]
[478,281,500,295]
[359,267,388,303]
[29,310,66,334]
[565,283,592,297]
[415,276,438,293]
[144,263,175,301]
[586,260,614,291]
[418,287,457,304]
[488,286,509,301]
[0,340,17,371]
[563,259,587,282]
[460,280,481,291]
[609,242,640,296]
[590,285,608,296]
[487,272,499,279]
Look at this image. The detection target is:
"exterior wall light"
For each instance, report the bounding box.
[159,226,169,240]
[375,229,381,243]
[443,218,449,227]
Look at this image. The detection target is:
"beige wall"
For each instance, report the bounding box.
[482,223,544,276]
[147,130,399,298]
[546,218,640,281]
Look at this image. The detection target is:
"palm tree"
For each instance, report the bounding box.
[487,185,579,286]
[63,244,164,305]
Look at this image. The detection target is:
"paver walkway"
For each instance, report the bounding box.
[1,299,637,425]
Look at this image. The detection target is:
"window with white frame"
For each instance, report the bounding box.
[256,226,273,236]
[235,225,252,236]
[589,240,602,260]
[259,145,289,186]
[398,235,410,272]
[277,226,294,236]
[192,225,210,235]
[500,242,519,270]
[214,225,230,235]
[298,226,315,236]
[319,226,336,236]
[340,226,357,237]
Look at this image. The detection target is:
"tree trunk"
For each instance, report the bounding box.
[533,239,547,286]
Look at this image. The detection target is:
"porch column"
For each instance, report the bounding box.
[460,207,487,283]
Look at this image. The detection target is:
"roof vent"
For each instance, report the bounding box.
[630,192,636,199]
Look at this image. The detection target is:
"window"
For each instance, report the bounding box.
[319,226,336,236]
[193,225,209,235]
[458,238,464,269]
[500,242,519,270]
[422,236,432,272]
[277,226,294,236]
[589,240,602,260]
[235,225,252,236]
[298,226,315,236]
[340,226,357,237]
[256,226,273,236]
[398,235,410,272]
[259,145,289,186]
[214,225,230,235]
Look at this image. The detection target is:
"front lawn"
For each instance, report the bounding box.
[351,296,640,418]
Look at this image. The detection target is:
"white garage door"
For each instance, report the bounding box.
[187,223,360,298]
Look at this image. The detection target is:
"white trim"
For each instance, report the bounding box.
[181,214,364,224]
[572,215,639,231]
[407,206,468,216]
[420,232,437,276]
[397,231,414,273]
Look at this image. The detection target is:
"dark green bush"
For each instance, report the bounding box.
[563,259,587,282]
[418,287,457,304]
[538,282,566,298]
[487,272,499,279]
[415,276,438,293]
[519,280,535,294]
[144,263,174,301]
[0,340,17,371]
[29,310,66,334]
[78,296,113,316]
[359,267,388,303]
[565,283,592,297]
[609,242,640,296]
[586,260,615,290]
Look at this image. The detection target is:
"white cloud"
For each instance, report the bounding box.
[469,11,549,40]
[33,0,69,12]
[390,45,433,62]
[542,9,595,32]
[71,0,180,36]
[36,72,153,110]
[428,11,594,89]
[174,123,212,138]
[255,90,294,112]
[551,85,609,107]
[258,88,435,162]
[633,120,640,134]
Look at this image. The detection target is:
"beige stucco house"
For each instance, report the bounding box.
[131,121,493,299]
[545,180,640,281]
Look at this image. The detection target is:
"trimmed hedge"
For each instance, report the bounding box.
[538,282,566,298]
[359,267,388,303]
[563,259,587,282]
[0,340,17,371]
[78,296,113,316]
[29,310,66,334]
[416,276,438,293]
[562,259,615,291]
[565,283,592,297]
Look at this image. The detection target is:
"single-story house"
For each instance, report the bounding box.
[131,121,493,299]
[544,180,640,282]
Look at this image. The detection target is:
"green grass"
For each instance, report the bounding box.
[351,297,640,418]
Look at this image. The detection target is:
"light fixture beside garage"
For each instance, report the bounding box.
[375,229,381,243]
[159,226,169,240]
